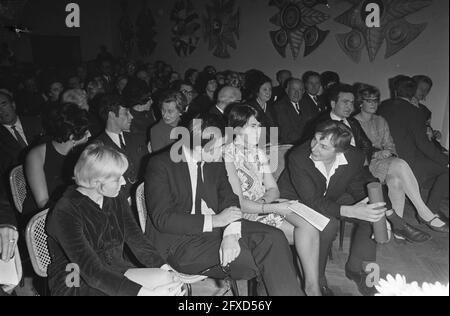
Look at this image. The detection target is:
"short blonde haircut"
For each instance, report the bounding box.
[74,142,129,189]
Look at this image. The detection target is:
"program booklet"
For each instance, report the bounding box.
[287,202,330,232]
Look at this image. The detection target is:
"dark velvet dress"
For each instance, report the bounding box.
[46,187,165,296]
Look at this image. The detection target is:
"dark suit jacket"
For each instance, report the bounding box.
[303,111,375,162]
[0,181,16,227]
[0,116,43,167]
[95,131,148,196]
[208,105,227,126]
[144,150,240,258]
[246,99,277,128]
[378,98,449,169]
[272,96,310,145]
[299,93,328,121]
[278,143,367,219]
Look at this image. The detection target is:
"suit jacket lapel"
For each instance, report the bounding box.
[0,125,21,152]
[327,164,348,191]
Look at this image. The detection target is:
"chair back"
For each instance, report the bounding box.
[25,210,51,278]
[267,145,293,181]
[135,183,147,233]
[9,165,27,213]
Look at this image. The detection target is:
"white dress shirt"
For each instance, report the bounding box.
[106,130,126,149]
[2,117,29,145]
[310,153,348,191]
[183,147,241,239]
[291,101,301,115]
[330,112,356,147]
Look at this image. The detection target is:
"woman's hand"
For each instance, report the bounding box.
[270,201,295,217]
[0,227,18,261]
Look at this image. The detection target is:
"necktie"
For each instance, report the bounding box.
[11,125,27,149]
[294,103,301,115]
[313,96,319,105]
[119,134,126,150]
[195,162,204,215]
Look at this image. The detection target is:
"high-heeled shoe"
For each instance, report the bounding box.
[418,216,449,234]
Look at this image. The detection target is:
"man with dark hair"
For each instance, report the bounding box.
[96,94,148,197]
[145,114,304,296]
[300,71,328,120]
[272,69,292,102]
[278,121,386,296]
[379,77,449,232]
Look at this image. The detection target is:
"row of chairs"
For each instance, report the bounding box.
[6,145,344,295]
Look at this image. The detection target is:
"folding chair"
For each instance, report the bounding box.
[9,165,27,213]
[135,183,243,296]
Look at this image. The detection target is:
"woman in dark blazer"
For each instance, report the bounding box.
[46,143,184,296]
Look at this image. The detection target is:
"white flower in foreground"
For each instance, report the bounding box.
[376,274,449,296]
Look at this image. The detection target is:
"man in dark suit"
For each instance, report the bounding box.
[208,86,242,126]
[96,94,148,198]
[271,69,292,103]
[378,76,449,231]
[145,115,304,296]
[278,121,387,296]
[272,78,317,145]
[300,71,328,119]
[0,90,43,168]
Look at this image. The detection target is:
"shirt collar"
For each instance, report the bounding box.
[310,152,348,179]
[330,112,348,124]
[216,105,224,114]
[3,117,22,129]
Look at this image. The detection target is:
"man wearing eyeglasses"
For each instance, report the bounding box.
[145,115,304,296]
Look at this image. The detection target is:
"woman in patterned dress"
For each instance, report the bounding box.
[223,105,321,296]
[354,84,448,234]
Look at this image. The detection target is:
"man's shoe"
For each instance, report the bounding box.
[320,286,335,296]
[392,222,432,243]
[345,269,378,296]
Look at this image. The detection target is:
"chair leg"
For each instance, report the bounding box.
[339,220,345,251]
[229,279,240,296]
[186,284,193,296]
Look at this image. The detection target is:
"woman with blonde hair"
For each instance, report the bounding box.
[46,143,185,296]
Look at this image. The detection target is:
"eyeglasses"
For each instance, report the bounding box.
[363,98,380,104]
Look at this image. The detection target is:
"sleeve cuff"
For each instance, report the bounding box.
[203,215,213,232]
[223,222,241,239]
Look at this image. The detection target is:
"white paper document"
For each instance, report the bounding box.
[288,202,330,232]
[0,257,19,287]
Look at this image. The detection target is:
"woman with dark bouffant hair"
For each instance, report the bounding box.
[25,103,91,210]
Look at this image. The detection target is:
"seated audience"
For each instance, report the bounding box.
[378,76,449,232]
[224,105,321,296]
[97,94,147,197]
[272,70,292,103]
[354,84,444,236]
[278,121,387,296]
[145,114,304,296]
[25,103,90,211]
[46,143,183,296]
[208,86,242,125]
[150,91,187,153]
[300,71,328,118]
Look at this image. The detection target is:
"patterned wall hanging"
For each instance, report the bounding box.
[136,0,157,57]
[335,0,433,63]
[118,0,134,59]
[171,0,201,57]
[202,0,240,59]
[269,0,330,59]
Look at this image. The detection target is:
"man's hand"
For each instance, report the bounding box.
[0,227,18,262]
[342,198,386,223]
[220,234,241,267]
[377,150,393,159]
[212,207,242,228]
